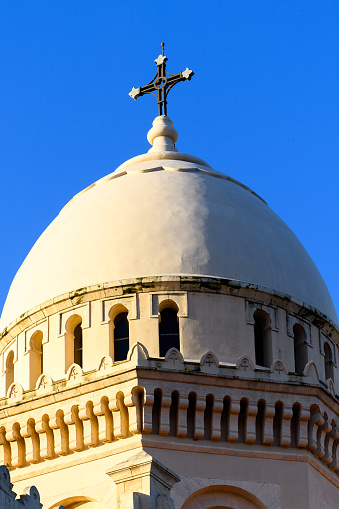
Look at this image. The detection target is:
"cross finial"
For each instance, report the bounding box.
[129,43,194,116]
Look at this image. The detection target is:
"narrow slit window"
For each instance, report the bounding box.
[114,312,129,362]
[254,310,272,368]
[324,342,334,381]
[293,324,308,373]
[5,351,14,393]
[159,307,180,357]
[74,323,83,367]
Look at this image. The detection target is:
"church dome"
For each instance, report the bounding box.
[0,116,337,329]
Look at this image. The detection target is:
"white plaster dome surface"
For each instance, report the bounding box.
[0,116,337,328]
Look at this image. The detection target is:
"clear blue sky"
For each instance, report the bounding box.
[0,1,338,321]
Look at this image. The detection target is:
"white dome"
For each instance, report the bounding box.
[1,117,337,328]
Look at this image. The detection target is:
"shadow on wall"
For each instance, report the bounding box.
[181,484,270,509]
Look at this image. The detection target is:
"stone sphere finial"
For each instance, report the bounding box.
[147,116,179,153]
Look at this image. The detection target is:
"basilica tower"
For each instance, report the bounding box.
[0,48,338,509]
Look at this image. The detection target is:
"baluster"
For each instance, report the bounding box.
[109,396,123,439]
[298,408,310,448]
[177,393,189,438]
[262,403,275,445]
[64,406,83,452]
[36,415,54,460]
[194,396,206,439]
[0,427,11,468]
[322,423,338,466]
[79,402,98,448]
[313,417,331,460]
[21,420,39,464]
[329,435,339,472]
[142,392,154,434]
[211,398,223,441]
[245,403,258,445]
[6,423,25,468]
[281,405,293,447]
[159,393,171,436]
[228,400,240,443]
[93,398,113,443]
[124,393,139,435]
[308,410,324,452]
[50,411,69,456]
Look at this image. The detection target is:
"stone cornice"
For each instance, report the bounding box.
[1,275,338,351]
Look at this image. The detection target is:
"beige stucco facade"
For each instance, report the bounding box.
[0,116,338,508]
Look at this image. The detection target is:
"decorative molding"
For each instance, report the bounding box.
[163,348,184,369]
[150,291,188,318]
[246,300,279,331]
[200,351,219,374]
[6,382,24,402]
[127,342,149,366]
[66,363,83,384]
[236,356,255,375]
[287,312,313,346]
[59,302,91,335]
[24,320,49,352]
[320,332,337,366]
[35,374,54,393]
[102,294,138,323]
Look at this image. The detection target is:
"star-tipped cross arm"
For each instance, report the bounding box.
[129,43,194,116]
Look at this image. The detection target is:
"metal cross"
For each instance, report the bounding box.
[129,42,194,116]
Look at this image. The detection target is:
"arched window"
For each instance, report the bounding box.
[29,331,43,389]
[74,323,83,367]
[253,309,272,368]
[65,314,83,371]
[114,312,129,362]
[159,302,180,357]
[293,324,308,373]
[5,351,14,393]
[324,342,334,381]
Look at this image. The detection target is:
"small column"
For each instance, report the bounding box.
[159,393,171,436]
[142,392,154,434]
[211,398,223,441]
[177,393,189,438]
[280,405,293,447]
[228,400,241,443]
[298,408,310,448]
[245,403,258,445]
[262,404,275,445]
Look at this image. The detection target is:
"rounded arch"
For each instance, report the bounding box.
[108,302,129,321]
[109,304,129,362]
[65,313,83,333]
[158,300,180,356]
[65,314,83,371]
[158,298,179,313]
[5,350,14,370]
[30,329,43,351]
[5,350,15,393]
[49,496,100,509]
[293,323,308,373]
[253,309,272,368]
[181,485,268,509]
[29,330,44,390]
[324,341,334,380]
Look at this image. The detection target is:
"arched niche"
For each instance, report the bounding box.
[158,299,180,357]
[64,314,83,371]
[108,303,129,362]
[28,330,43,389]
[253,309,272,368]
[49,496,100,509]
[292,323,308,373]
[5,350,15,393]
[181,485,269,509]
